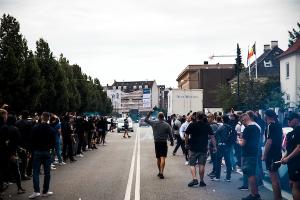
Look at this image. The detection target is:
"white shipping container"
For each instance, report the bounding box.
[167,89,203,116]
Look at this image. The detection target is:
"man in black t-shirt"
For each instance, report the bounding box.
[281,112,300,200]
[238,113,261,200]
[262,109,282,200]
[185,112,216,187]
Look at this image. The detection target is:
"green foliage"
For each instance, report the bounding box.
[0,14,112,114]
[288,22,300,47]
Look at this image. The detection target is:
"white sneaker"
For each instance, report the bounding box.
[78,154,84,158]
[185,161,189,166]
[51,166,56,170]
[42,191,53,197]
[29,192,41,199]
[211,177,220,181]
[53,161,59,165]
[59,161,66,166]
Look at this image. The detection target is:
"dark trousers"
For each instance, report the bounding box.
[77,132,84,154]
[173,134,188,161]
[9,157,22,189]
[215,145,232,179]
[18,148,28,178]
[62,137,73,161]
[32,151,51,193]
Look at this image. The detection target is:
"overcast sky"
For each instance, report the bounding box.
[1,0,299,87]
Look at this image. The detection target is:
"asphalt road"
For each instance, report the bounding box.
[2,124,286,200]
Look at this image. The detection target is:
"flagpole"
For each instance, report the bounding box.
[247,45,250,78]
[255,41,258,79]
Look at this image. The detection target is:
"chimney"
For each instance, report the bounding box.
[264,44,271,52]
[271,41,278,49]
[204,61,208,64]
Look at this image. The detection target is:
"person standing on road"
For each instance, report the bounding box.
[172,115,183,156]
[281,112,300,200]
[185,112,217,187]
[29,112,56,199]
[123,117,131,138]
[262,109,282,200]
[145,111,174,179]
[179,115,190,165]
[238,113,261,200]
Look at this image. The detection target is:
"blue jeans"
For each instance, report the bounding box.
[215,145,232,179]
[52,135,62,163]
[32,150,51,193]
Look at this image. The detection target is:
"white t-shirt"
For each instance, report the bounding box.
[179,121,190,140]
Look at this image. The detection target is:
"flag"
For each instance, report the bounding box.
[247,43,256,60]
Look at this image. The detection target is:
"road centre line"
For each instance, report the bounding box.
[135,132,141,200]
[124,132,138,200]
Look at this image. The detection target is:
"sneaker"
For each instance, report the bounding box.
[172,152,176,156]
[29,192,41,199]
[17,188,26,194]
[207,172,215,178]
[211,177,220,181]
[77,154,84,158]
[59,161,66,166]
[199,181,206,187]
[42,191,53,197]
[51,166,56,170]
[241,194,261,200]
[224,178,231,182]
[238,186,249,191]
[158,173,164,179]
[188,179,199,187]
[185,161,189,166]
[53,161,59,165]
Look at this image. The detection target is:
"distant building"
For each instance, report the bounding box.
[176,63,235,111]
[279,38,300,108]
[158,85,169,112]
[248,41,283,79]
[105,80,159,114]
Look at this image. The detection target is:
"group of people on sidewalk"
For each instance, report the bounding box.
[145,109,300,200]
[0,107,112,200]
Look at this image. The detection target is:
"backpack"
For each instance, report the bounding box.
[220,124,236,145]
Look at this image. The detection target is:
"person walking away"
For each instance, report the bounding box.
[212,115,235,182]
[145,111,174,179]
[29,112,56,199]
[238,113,261,200]
[281,112,300,200]
[172,115,183,156]
[262,109,282,200]
[123,117,131,138]
[50,114,65,165]
[61,115,76,162]
[185,112,217,187]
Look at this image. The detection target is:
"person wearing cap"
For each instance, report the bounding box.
[281,112,300,200]
[262,109,282,200]
[145,111,174,179]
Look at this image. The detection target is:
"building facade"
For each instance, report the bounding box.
[176,63,235,110]
[105,80,159,114]
[279,38,300,108]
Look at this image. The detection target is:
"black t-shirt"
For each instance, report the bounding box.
[242,124,260,157]
[31,123,56,151]
[265,122,282,159]
[185,121,213,153]
[286,126,300,170]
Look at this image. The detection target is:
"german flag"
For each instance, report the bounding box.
[247,43,256,60]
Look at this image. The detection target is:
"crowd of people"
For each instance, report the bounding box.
[0,108,113,199]
[166,110,300,200]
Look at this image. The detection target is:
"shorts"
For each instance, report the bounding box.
[288,167,300,182]
[189,151,207,166]
[154,141,168,158]
[242,157,257,176]
[265,156,281,172]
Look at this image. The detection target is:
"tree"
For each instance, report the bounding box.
[0,14,28,111]
[288,22,300,47]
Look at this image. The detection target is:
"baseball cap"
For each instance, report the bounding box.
[287,112,300,121]
[265,109,277,119]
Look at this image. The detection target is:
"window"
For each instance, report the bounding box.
[123,86,127,90]
[139,85,142,89]
[133,86,137,90]
[145,85,148,89]
[264,60,273,67]
[286,63,290,78]
[118,86,122,90]
[113,86,116,90]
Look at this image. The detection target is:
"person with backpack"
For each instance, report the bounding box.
[211,115,236,182]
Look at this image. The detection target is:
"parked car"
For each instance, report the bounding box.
[117,117,134,132]
[139,117,149,127]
